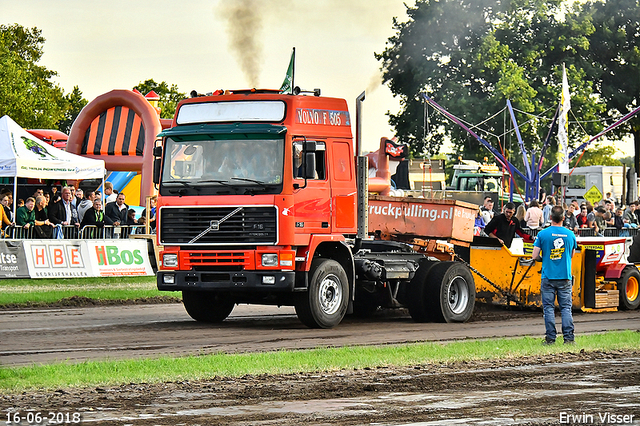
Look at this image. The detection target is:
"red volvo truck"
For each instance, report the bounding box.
[153,89,478,328]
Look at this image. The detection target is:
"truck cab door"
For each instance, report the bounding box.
[292,141,331,244]
[329,139,356,233]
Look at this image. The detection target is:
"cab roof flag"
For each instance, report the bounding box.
[280,48,295,94]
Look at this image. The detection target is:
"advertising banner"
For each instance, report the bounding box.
[22,240,92,278]
[7,239,154,279]
[0,240,30,278]
[85,239,154,277]
[367,195,476,243]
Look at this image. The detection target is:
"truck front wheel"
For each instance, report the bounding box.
[182,290,235,323]
[426,261,475,323]
[295,259,349,328]
[617,266,640,310]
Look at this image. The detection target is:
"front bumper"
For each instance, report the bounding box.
[157,270,296,291]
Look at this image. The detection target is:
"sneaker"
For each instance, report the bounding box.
[542,338,555,345]
[564,339,575,345]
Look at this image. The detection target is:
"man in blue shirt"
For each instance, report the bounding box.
[532,205,578,345]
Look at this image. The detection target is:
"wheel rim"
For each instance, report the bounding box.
[447,275,470,315]
[318,273,343,315]
[627,276,639,302]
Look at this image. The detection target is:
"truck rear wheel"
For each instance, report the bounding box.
[182,291,235,323]
[408,259,438,322]
[352,286,381,318]
[617,266,640,310]
[426,261,475,323]
[295,259,349,328]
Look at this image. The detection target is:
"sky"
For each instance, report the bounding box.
[2,0,632,159]
[2,0,414,153]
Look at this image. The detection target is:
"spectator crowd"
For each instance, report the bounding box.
[0,182,156,239]
[475,191,637,243]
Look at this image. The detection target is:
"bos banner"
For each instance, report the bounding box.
[0,240,30,278]
[86,240,154,277]
[18,239,153,278]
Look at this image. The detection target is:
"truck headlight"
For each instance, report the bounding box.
[163,253,178,267]
[262,253,278,267]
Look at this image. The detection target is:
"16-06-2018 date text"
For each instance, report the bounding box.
[5,411,81,425]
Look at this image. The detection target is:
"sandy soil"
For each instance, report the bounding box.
[2,349,639,425]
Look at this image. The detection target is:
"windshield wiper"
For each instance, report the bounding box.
[165,181,199,195]
[197,179,233,187]
[230,177,268,189]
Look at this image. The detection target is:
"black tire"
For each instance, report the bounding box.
[352,286,381,318]
[295,259,349,328]
[182,290,235,323]
[408,259,438,322]
[617,266,640,310]
[426,261,475,323]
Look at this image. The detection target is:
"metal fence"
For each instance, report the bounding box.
[3,224,146,240]
[521,227,639,238]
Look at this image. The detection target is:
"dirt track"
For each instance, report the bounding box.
[2,350,639,425]
[1,303,639,367]
[2,304,640,425]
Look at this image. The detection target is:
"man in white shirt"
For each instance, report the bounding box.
[48,186,79,227]
[480,196,495,225]
[104,182,117,204]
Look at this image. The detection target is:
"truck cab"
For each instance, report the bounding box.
[444,161,522,207]
[153,90,481,329]
[154,90,357,326]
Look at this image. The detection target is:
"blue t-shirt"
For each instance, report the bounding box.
[533,225,577,280]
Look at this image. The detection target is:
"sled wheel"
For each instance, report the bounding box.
[617,266,640,310]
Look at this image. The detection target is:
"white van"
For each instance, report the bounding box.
[565,166,624,204]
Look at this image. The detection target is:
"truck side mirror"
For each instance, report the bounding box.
[304,152,316,179]
[153,158,162,184]
[153,146,163,157]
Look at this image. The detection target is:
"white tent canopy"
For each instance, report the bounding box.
[0,115,105,180]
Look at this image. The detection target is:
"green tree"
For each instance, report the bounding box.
[57,86,88,134]
[569,144,622,167]
[0,24,69,129]
[619,156,634,168]
[575,0,640,172]
[376,0,608,176]
[133,79,186,119]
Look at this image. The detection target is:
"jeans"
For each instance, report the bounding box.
[541,278,574,342]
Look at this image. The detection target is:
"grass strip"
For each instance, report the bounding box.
[0,276,156,288]
[0,276,180,306]
[1,330,637,393]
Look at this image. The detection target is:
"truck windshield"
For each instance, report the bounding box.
[458,175,502,192]
[160,137,284,194]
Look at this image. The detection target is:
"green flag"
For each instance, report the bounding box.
[280,48,295,94]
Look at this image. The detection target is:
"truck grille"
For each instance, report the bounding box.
[159,206,277,245]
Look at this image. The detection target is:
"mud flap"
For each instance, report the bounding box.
[583,249,597,309]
